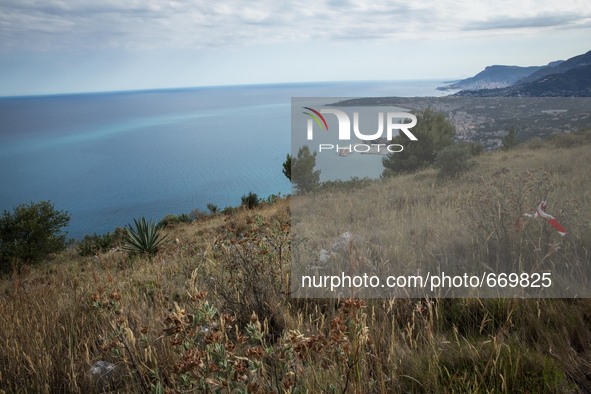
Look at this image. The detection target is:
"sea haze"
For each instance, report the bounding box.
[0,80,447,239]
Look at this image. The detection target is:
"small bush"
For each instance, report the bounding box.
[466,141,485,156]
[433,144,474,179]
[291,146,320,193]
[525,137,545,150]
[0,200,70,271]
[123,217,167,256]
[77,232,116,256]
[159,214,192,228]
[241,192,260,209]
[502,127,519,150]
[383,109,456,176]
[205,214,290,337]
[221,206,236,215]
[319,177,375,192]
[206,203,218,214]
[282,153,291,181]
[552,133,579,149]
[189,209,209,221]
[574,128,591,143]
[265,193,282,205]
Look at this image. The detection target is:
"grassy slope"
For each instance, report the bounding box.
[1,133,591,393]
[294,134,591,299]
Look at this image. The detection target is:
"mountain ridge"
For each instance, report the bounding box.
[454,64,591,97]
[451,50,591,97]
[438,65,547,91]
[515,50,591,85]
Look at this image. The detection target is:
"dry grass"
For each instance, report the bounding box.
[1,134,591,393]
[292,137,591,297]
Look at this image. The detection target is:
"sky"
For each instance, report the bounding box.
[0,0,590,96]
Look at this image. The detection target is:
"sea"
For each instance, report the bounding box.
[0,80,449,239]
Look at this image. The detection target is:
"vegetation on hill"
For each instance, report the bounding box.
[454,50,591,97]
[1,131,591,392]
[287,145,320,193]
[382,109,456,176]
[0,200,70,273]
[516,49,591,85]
[439,64,548,91]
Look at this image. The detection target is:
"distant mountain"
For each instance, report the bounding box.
[453,50,591,97]
[438,65,545,91]
[455,64,591,97]
[516,50,591,84]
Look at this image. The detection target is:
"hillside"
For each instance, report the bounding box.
[2,131,591,392]
[516,50,591,84]
[456,64,591,97]
[439,64,548,91]
[508,64,591,96]
[454,50,591,97]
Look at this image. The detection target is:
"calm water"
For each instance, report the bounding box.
[0,80,446,238]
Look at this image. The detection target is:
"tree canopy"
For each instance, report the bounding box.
[0,200,70,271]
[382,109,456,176]
[286,146,320,193]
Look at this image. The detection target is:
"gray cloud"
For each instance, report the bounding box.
[463,14,588,30]
[0,0,590,52]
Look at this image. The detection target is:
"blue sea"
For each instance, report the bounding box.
[0,80,447,239]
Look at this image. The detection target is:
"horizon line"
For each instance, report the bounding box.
[0,78,456,100]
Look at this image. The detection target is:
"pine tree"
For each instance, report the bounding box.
[290,146,320,193]
[382,109,456,176]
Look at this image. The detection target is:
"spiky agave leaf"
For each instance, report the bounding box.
[123,217,168,255]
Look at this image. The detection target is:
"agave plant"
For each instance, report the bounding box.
[123,217,167,255]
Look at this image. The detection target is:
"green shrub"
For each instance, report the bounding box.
[205,214,290,337]
[77,232,116,256]
[574,128,591,143]
[552,133,579,149]
[382,109,456,176]
[282,153,291,181]
[158,214,192,228]
[123,217,167,256]
[290,146,320,193]
[525,137,545,150]
[434,144,474,179]
[318,177,375,192]
[158,214,180,228]
[0,200,70,272]
[466,141,485,156]
[502,127,519,150]
[265,193,281,204]
[189,209,209,221]
[241,192,260,209]
[206,203,218,214]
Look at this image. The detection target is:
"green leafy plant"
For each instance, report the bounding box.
[77,232,117,256]
[282,153,292,181]
[206,203,218,214]
[552,133,580,149]
[382,109,456,176]
[434,143,475,179]
[241,192,260,209]
[291,145,320,193]
[123,217,167,256]
[0,200,70,271]
[158,213,192,228]
[467,141,485,156]
[502,127,519,150]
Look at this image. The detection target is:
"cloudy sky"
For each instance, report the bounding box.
[0,0,590,96]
